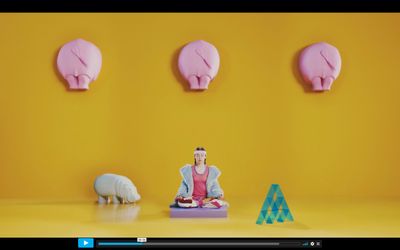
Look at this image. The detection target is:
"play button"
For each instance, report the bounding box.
[78,238,94,248]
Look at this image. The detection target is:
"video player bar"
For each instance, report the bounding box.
[89,238,322,248]
[0,238,399,249]
[1,0,400,12]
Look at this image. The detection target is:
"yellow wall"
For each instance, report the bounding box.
[0,13,399,200]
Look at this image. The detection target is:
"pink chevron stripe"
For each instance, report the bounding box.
[210,200,222,208]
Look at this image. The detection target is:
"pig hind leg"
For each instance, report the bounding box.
[311,77,324,91]
[98,195,109,204]
[322,76,334,90]
[65,75,79,89]
[78,75,91,89]
[188,75,200,89]
[199,75,211,89]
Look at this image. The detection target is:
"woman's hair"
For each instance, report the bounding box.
[194,147,206,165]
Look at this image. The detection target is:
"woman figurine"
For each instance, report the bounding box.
[174,147,227,208]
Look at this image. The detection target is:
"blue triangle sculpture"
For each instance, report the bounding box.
[256,184,294,224]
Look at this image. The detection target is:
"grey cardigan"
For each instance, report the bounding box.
[176,164,224,199]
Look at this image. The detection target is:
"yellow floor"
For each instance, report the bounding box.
[0,196,399,237]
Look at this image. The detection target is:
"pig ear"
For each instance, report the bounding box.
[320,49,338,71]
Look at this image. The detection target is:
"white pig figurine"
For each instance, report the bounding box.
[94,174,141,204]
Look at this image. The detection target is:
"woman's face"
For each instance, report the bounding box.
[194,152,206,165]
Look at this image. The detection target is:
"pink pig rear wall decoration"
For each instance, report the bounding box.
[299,42,342,92]
[57,38,102,90]
[178,40,220,90]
